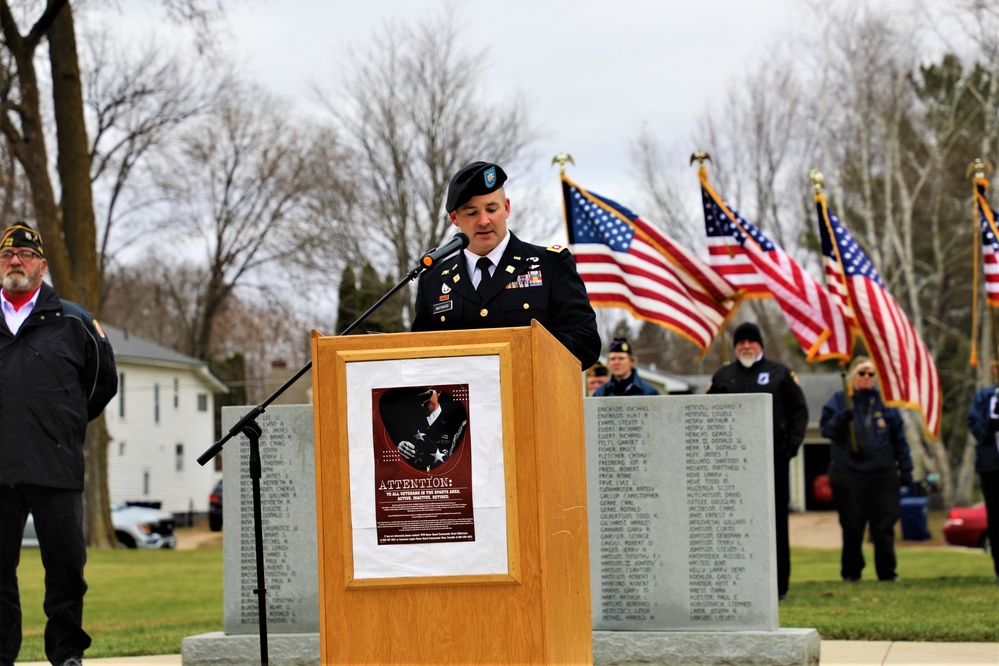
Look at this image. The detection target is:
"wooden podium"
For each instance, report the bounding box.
[311,322,593,665]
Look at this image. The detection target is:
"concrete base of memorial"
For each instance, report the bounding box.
[593,628,820,666]
[182,632,319,665]
[181,629,819,666]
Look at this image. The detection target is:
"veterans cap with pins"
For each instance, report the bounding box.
[1,221,44,256]
[608,337,632,354]
[445,161,508,213]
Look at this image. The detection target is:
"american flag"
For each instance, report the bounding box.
[702,188,769,298]
[974,178,999,308]
[700,177,852,362]
[816,196,941,439]
[562,176,736,355]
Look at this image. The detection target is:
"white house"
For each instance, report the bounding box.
[103,326,228,519]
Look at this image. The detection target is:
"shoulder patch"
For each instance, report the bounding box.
[93,319,107,339]
[790,371,801,386]
[547,244,568,253]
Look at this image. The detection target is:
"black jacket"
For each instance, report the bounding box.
[707,357,809,460]
[0,284,118,490]
[412,233,600,368]
[820,388,913,476]
[966,386,999,475]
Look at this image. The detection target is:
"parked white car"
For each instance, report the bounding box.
[23,503,177,549]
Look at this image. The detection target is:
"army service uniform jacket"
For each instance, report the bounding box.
[412,233,600,368]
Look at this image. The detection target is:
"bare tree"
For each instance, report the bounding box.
[83,34,222,300]
[320,7,537,324]
[148,80,330,361]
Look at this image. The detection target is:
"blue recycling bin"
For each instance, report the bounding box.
[899,495,930,541]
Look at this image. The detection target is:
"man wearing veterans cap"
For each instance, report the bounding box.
[412,161,599,368]
[585,363,610,396]
[0,222,118,666]
[593,337,660,396]
[707,321,807,601]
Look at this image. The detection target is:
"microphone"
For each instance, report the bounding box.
[420,232,469,269]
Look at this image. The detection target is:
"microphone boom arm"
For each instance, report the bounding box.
[197,233,468,466]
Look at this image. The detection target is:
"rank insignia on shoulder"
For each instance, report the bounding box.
[547,244,567,253]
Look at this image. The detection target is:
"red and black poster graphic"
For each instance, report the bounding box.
[371,385,474,545]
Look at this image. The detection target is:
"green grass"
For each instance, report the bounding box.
[12,524,999,660]
[16,540,222,661]
[782,546,999,641]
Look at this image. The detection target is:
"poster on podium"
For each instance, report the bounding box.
[344,353,512,582]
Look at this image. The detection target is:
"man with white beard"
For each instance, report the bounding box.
[706,321,808,602]
[0,222,117,666]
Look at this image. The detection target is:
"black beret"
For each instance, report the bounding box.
[1,221,44,256]
[733,322,764,347]
[445,162,508,212]
[608,337,632,355]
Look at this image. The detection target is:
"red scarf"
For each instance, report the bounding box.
[3,287,39,311]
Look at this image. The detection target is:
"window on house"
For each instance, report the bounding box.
[118,441,126,457]
[118,372,125,418]
[154,384,160,423]
[143,471,150,496]
[175,443,184,472]
[197,393,208,412]
[174,378,179,409]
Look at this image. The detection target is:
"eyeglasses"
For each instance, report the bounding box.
[0,249,40,263]
[857,371,876,377]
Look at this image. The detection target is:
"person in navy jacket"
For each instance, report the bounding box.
[820,356,913,583]
[965,363,999,581]
[593,337,659,396]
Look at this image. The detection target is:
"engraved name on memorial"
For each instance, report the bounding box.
[222,406,320,634]
[585,394,777,631]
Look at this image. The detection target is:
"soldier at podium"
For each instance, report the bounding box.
[412,161,600,368]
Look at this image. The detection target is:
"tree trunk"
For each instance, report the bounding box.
[48,3,98,307]
[83,417,116,548]
[48,2,115,547]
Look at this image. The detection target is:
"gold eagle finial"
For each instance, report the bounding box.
[551,152,575,175]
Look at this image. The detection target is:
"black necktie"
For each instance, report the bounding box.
[476,257,492,297]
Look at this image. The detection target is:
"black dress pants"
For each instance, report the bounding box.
[829,468,900,581]
[0,484,90,665]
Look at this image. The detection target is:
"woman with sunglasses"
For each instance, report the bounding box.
[819,356,914,583]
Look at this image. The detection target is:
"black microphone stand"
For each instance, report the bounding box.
[196,245,453,665]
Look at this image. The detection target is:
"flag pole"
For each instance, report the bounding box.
[969,158,997,369]
[691,151,731,365]
[811,170,859,454]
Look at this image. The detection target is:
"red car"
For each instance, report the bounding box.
[943,503,990,551]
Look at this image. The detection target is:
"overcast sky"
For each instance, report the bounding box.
[219,0,799,190]
[104,0,808,231]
